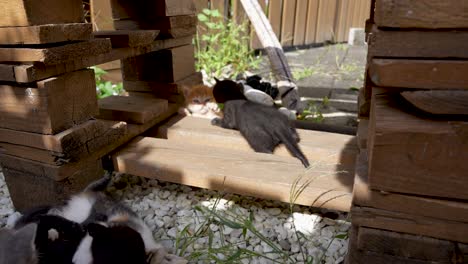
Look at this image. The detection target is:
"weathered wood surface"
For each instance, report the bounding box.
[111,0,196,19]
[93,30,160,48]
[113,137,353,212]
[2,159,102,212]
[352,205,468,243]
[0,23,92,45]
[375,0,468,29]
[155,116,358,178]
[0,120,126,165]
[401,90,468,115]
[370,59,468,89]
[123,72,203,93]
[357,227,467,262]
[368,91,468,200]
[0,36,192,83]
[122,44,195,83]
[356,119,368,150]
[0,39,111,65]
[0,69,98,134]
[353,152,468,224]
[98,96,169,124]
[368,28,468,58]
[0,0,84,27]
[113,15,197,38]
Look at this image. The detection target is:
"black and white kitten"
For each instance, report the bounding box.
[212,99,310,167]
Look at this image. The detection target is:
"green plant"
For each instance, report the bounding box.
[292,67,316,81]
[194,8,261,80]
[92,66,124,99]
[297,100,326,123]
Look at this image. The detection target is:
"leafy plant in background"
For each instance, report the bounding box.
[194,8,261,80]
[92,66,125,99]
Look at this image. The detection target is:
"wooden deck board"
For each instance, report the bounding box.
[113,133,355,212]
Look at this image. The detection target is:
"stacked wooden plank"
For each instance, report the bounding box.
[0,0,116,210]
[348,1,468,263]
[109,0,201,104]
[0,0,198,211]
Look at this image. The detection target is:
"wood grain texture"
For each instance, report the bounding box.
[356,119,368,150]
[0,36,192,83]
[2,159,102,212]
[305,0,319,44]
[353,152,468,224]
[93,30,160,48]
[98,96,168,124]
[375,0,468,29]
[401,90,468,115]
[0,0,84,27]
[370,59,468,89]
[267,0,283,39]
[368,27,468,58]
[280,0,296,46]
[113,137,353,212]
[368,91,468,200]
[0,69,98,134]
[0,39,111,65]
[357,227,466,262]
[0,120,126,165]
[155,115,358,178]
[0,23,92,45]
[122,44,195,83]
[315,0,337,43]
[293,0,308,46]
[351,206,468,243]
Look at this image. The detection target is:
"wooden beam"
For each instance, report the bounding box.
[368,91,468,200]
[368,28,468,58]
[0,0,84,27]
[369,59,468,89]
[98,96,169,124]
[0,23,92,45]
[113,136,353,212]
[0,36,192,83]
[93,30,160,48]
[375,0,468,29]
[0,69,98,134]
[401,90,468,115]
[0,39,111,65]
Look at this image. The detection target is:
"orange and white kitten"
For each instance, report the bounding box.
[179,85,221,119]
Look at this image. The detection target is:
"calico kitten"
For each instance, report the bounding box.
[179,84,221,119]
[211,99,310,168]
[0,223,38,264]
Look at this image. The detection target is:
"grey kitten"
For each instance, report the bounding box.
[0,223,38,264]
[212,99,310,168]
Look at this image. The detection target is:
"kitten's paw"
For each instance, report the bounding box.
[211,118,222,126]
[48,228,59,241]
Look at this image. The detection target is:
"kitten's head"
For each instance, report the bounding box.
[0,224,38,264]
[212,77,246,103]
[181,84,218,115]
[87,223,147,264]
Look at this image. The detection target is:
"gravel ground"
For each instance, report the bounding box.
[0,170,350,264]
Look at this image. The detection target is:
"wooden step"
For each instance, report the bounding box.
[153,116,358,179]
[112,137,353,212]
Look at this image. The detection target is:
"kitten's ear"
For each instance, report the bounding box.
[214,77,220,83]
[181,85,191,97]
[15,223,37,245]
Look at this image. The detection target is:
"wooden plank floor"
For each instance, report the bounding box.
[113,116,358,212]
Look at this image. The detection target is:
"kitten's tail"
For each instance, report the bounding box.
[278,129,310,168]
[84,171,112,192]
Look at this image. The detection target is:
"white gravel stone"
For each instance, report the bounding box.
[0,171,350,263]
